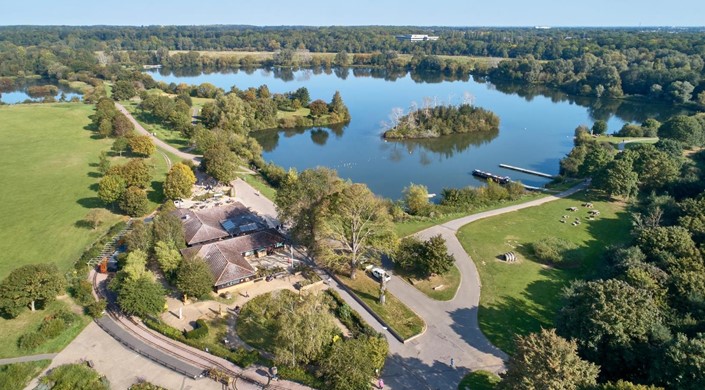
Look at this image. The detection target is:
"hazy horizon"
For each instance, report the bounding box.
[2,0,704,27]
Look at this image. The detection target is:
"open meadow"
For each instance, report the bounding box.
[0,103,124,279]
[457,191,631,353]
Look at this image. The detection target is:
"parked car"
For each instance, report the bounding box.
[370,267,391,282]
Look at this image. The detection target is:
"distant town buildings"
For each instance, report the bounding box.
[396,34,439,42]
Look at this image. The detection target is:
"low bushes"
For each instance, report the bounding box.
[143,317,259,367]
[325,289,379,338]
[184,319,209,340]
[18,310,81,352]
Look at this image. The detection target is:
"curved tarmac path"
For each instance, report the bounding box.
[115,102,587,389]
[380,182,586,389]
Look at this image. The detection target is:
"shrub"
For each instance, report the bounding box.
[85,300,107,318]
[531,237,578,267]
[70,279,95,306]
[18,332,46,351]
[39,317,67,339]
[184,319,209,340]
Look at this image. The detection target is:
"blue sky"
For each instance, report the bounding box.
[2,0,704,26]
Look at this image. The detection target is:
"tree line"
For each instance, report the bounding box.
[498,114,705,389]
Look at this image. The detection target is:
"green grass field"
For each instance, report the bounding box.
[276,107,311,119]
[120,101,192,151]
[399,265,461,301]
[457,192,630,353]
[337,273,425,340]
[238,173,277,202]
[0,103,125,279]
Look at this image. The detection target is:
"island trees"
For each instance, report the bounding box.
[383,103,499,139]
[0,264,64,317]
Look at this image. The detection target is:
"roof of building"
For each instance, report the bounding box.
[181,229,286,287]
[173,202,267,246]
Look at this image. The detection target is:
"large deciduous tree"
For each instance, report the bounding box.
[128,135,155,157]
[154,241,182,275]
[120,186,149,217]
[202,143,238,183]
[319,336,388,390]
[273,291,337,367]
[402,183,430,216]
[658,115,704,146]
[176,257,213,299]
[0,264,65,317]
[318,183,396,278]
[115,275,165,317]
[164,162,196,200]
[276,167,343,250]
[498,328,599,390]
[97,174,126,207]
[557,279,666,382]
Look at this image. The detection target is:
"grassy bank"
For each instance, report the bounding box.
[0,103,124,279]
[456,192,630,353]
[337,273,425,340]
[394,192,545,237]
[398,265,461,301]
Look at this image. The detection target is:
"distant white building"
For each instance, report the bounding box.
[396,34,439,42]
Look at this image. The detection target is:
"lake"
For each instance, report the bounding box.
[147,68,681,199]
[0,79,82,104]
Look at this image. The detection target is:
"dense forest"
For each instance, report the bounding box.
[383,103,499,139]
[3,26,705,104]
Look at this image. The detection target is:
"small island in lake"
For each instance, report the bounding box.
[383,103,500,139]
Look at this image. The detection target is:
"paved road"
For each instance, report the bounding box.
[115,102,200,163]
[379,182,587,389]
[0,353,57,366]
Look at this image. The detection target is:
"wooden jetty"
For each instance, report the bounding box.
[499,164,556,179]
[472,169,512,185]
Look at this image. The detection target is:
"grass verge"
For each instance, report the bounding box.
[397,265,461,301]
[337,274,425,340]
[456,192,630,353]
[0,360,51,390]
[238,173,277,202]
[458,370,500,390]
[394,193,545,237]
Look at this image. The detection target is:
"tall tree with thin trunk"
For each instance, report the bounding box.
[318,183,397,278]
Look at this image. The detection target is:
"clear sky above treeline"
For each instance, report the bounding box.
[2,0,703,26]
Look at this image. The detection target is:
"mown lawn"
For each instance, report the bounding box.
[0,103,124,279]
[397,264,461,301]
[337,273,425,340]
[456,192,630,353]
[276,107,310,119]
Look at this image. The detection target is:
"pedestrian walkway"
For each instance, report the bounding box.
[0,353,57,366]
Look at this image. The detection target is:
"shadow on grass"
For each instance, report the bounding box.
[76,197,103,209]
[88,183,99,191]
[74,219,94,229]
[87,171,102,178]
[148,180,164,204]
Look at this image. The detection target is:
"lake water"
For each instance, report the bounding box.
[147,68,680,199]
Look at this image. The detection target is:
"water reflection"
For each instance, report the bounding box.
[382,129,500,162]
[254,123,348,152]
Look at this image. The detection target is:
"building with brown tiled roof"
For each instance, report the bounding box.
[180,228,286,291]
[174,202,268,246]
